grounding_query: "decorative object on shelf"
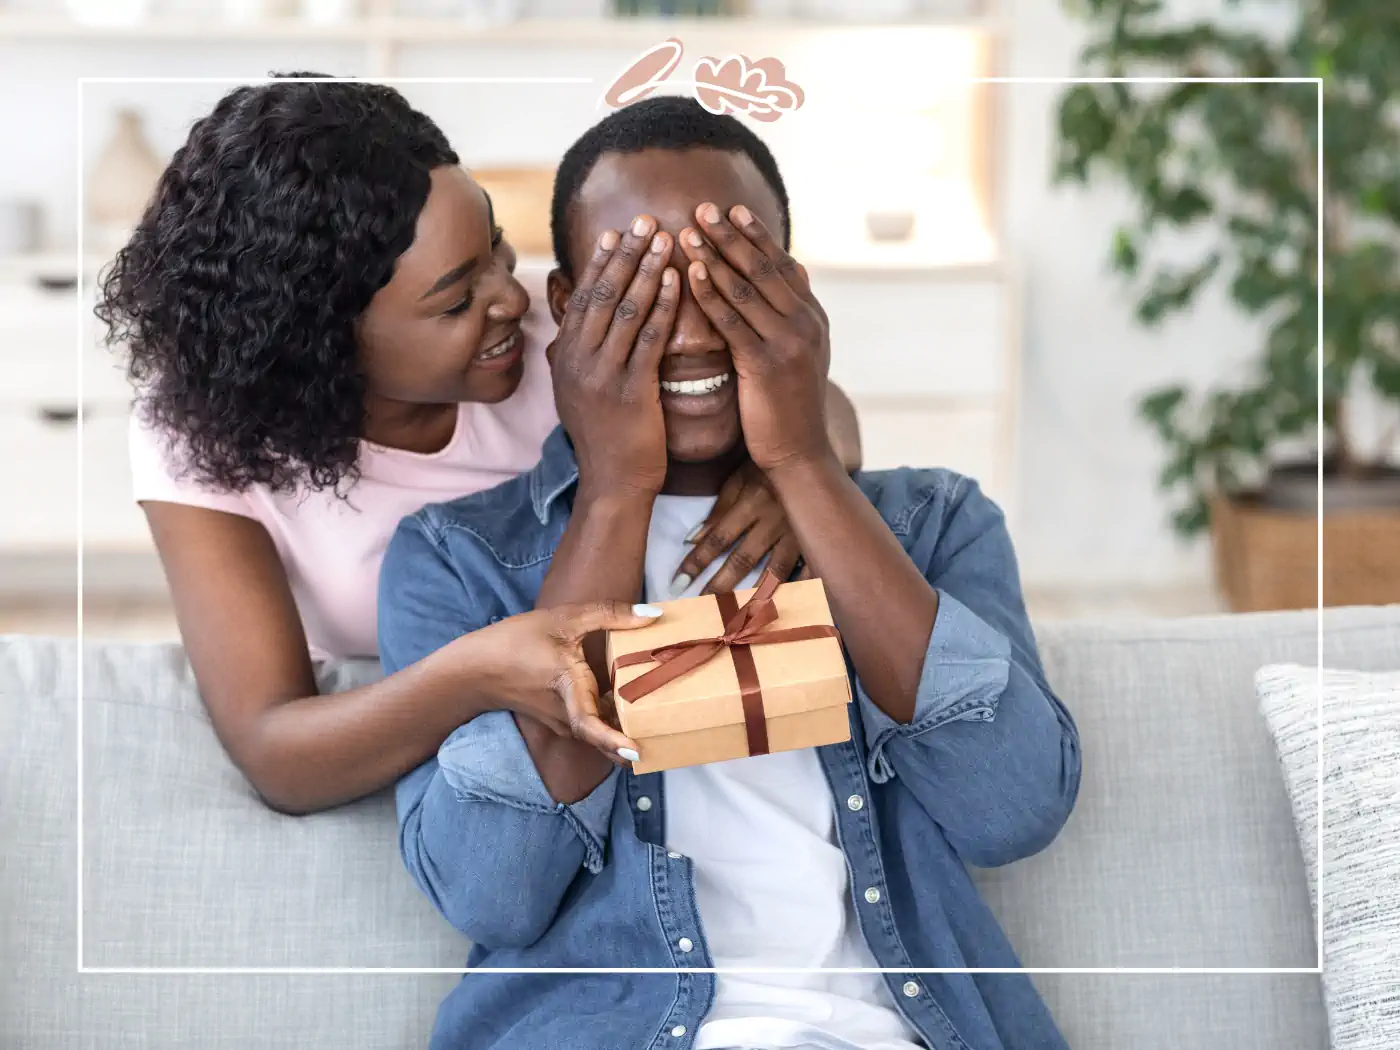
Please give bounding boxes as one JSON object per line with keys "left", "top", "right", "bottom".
{"left": 610, "top": 0, "right": 735, "bottom": 16}
{"left": 864, "top": 211, "right": 916, "bottom": 244}
{"left": 469, "top": 166, "right": 555, "bottom": 259}
{"left": 527, "top": 0, "right": 611, "bottom": 16}
{"left": 741, "top": 0, "right": 793, "bottom": 15}
{"left": 87, "top": 109, "right": 164, "bottom": 255}
{"left": 1056, "top": 0, "right": 1400, "bottom": 610}
{"left": 0, "top": 200, "right": 42, "bottom": 257}
{"left": 460, "top": 0, "right": 520, "bottom": 21}
{"left": 794, "top": 0, "right": 916, "bottom": 18}
{"left": 300, "top": 0, "right": 359, "bottom": 22}
{"left": 400, "top": 0, "right": 459, "bottom": 15}
{"left": 221, "top": 0, "right": 294, "bottom": 21}
{"left": 64, "top": 0, "right": 154, "bottom": 25}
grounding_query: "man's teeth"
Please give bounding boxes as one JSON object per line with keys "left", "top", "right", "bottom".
{"left": 660, "top": 373, "right": 732, "bottom": 396}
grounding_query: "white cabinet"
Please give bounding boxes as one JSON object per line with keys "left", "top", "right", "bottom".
{"left": 809, "top": 263, "right": 1020, "bottom": 521}
{"left": 0, "top": 273, "right": 147, "bottom": 566}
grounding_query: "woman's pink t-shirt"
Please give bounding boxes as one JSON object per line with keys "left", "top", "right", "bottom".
{"left": 128, "top": 278, "right": 560, "bottom": 660}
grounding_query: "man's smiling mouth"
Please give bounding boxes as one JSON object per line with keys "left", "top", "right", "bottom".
{"left": 659, "top": 373, "right": 732, "bottom": 396}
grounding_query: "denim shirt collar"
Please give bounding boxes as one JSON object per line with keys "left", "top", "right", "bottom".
{"left": 527, "top": 426, "right": 580, "bottom": 524}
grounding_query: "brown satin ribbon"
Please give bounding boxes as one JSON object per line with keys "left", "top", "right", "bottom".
{"left": 611, "top": 570, "right": 839, "bottom": 757}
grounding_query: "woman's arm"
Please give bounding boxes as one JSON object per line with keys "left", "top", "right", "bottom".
{"left": 142, "top": 501, "right": 649, "bottom": 815}
{"left": 144, "top": 501, "right": 479, "bottom": 814}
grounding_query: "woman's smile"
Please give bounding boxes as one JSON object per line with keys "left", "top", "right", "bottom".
{"left": 471, "top": 325, "right": 524, "bottom": 372}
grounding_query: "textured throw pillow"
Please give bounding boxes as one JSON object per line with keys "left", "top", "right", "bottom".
{"left": 1256, "top": 664, "right": 1400, "bottom": 1049}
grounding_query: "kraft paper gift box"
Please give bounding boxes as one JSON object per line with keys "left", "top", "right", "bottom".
{"left": 606, "top": 572, "right": 853, "bottom": 774}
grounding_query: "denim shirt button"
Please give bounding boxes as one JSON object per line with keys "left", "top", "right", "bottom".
{"left": 636, "top": 796, "right": 653, "bottom": 812}
{"left": 670, "top": 1025, "right": 687, "bottom": 1037}
{"left": 902, "top": 980, "right": 921, "bottom": 998}
{"left": 667, "top": 851, "right": 683, "bottom": 860}
{"left": 864, "top": 887, "right": 882, "bottom": 904}
{"left": 677, "top": 937, "right": 693, "bottom": 953}
{"left": 846, "top": 794, "right": 864, "bottom": 811}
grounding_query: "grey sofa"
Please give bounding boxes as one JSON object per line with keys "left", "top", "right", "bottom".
{"left": 5, "top": 606, "right": 1399, "bottom": 1049}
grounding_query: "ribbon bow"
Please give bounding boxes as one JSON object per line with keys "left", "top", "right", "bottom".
{"left": 611, "top": 570, "right": 839, "bottom": 757}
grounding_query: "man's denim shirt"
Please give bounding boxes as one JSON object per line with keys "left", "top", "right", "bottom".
{"left": 379, "top": 427, "right": 1082, "bottom": 1050}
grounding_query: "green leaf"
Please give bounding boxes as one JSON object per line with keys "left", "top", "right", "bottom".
{"left": 1159, "top": 448, "right": 1198, "bottom": 487}
{"left": 1054, "top": 84, "right": 1119, "bottom": 183}
{"left": 1154, "top": 184, "right": 1213, "bottom": 226}
{"left": 1171, "top": 497, "right": 1211, "bottom": 538}
{"left": 1139, "top": 386, "right": 1189, "bottom": 443}
{"left": 1137, "top": 253, "right": 1222, "bottom": 325}
{"left": 1112, "top": 227, "right": 1141, "bottom": 275}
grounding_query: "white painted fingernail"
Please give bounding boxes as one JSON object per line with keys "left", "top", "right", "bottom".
{"left": 684, "top": 524, "right": 706, "bottom": 543}
{"left": 617, "top": 748, "right": 640, "bottom": 763}
{"left": 669, "top": 574, "right": 693, "bottom": 598}
{"left": 632, "top": 603, "right": 664, "bottom": 618}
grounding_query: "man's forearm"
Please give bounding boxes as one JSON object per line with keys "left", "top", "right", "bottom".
{"left": 766, "top": 453, "right": 937, "bottom": 724}
{"left": 522, "top": 484, "right": 654, "bottom": 803}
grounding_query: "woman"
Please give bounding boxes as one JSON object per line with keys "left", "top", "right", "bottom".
{"left": 98, "top": 78, "right": 859, "bottom": 816}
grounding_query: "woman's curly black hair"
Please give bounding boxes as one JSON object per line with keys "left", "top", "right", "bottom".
{"left": 97, "top": 75, "right": 458, "bottom": 493}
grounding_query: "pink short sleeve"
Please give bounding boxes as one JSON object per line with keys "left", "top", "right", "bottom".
{"left": 128, "top": 410, "right": 256, "bottom": 519}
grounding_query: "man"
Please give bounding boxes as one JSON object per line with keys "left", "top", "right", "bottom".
{"left": 380, "top": 95, "right": 1081, "bottom": 1050}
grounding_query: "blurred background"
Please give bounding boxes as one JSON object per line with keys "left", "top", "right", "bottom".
{"left": 0, "top": 0, "right": 1393, "bottom": 639}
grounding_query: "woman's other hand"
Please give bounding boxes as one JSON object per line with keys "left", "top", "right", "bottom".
{"left": 670, "top": 460, "right": 803, "bottom": 597}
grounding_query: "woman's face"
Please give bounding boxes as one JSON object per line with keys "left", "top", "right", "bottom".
{"left": 358, "top": 165, "right": 529, "bottom": 406}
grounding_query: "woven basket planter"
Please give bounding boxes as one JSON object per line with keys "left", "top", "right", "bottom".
{"left": 1211, "top": 493, "right": 1400, "bottom": 611}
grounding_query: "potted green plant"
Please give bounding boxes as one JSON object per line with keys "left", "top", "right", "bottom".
{"left": 1053, "top": 1, "right": 1400, "bottom": 610}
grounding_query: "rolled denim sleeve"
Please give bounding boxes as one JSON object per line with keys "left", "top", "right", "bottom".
{"left": 856, "top": 475, "right": 1081, "bottom": 869}
{"left": 379, "top": 514, "right": 614, "bottom": 949}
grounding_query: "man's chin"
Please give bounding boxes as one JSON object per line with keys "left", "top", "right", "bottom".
{"left": 663, "top": 424, "right": 744, "bottom": 467}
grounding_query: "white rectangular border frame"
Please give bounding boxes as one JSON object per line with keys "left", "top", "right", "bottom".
{"left": 77, "top": 74, "right": 1326, "bottom": 977}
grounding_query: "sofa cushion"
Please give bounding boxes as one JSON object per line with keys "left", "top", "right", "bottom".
{"left": 1257, "top": 664, "right": 1400, "bottom": 1050}
{"left": 1, "top": 636, "right": 457, "bottom": 1050}
{"left": 79, "top": 642, "right": 465, "bottom": 968}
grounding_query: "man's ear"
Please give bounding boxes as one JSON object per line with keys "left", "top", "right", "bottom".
{"left": 546, "top": 269, "right": 572, "bottom": 328}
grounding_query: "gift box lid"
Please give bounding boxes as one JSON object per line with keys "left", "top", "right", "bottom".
{"left": 607, "top": 577, "right": 852, "bottom": 739}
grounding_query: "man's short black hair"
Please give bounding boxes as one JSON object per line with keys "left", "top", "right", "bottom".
{"left": 550, "top": 94, "right": 791, "bottom": 279}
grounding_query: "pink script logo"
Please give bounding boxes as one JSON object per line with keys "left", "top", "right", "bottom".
{"left": 603, "top": 38, "right": 805, "bottom": 123}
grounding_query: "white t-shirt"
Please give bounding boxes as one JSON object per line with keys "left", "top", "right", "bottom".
{"left": 643, "top": 496, "right": 925, "bottom": 1050}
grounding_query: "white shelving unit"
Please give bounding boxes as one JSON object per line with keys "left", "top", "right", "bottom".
{"left": 0, "top": 2, "right": 1017, "bottom": 595}
{"left": 0, "top": 6, "right": 1002, "bottom": 73}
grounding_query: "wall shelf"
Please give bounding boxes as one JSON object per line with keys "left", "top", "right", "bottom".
{"left": 0, "top": 13, "right": 999, "bottom": 46}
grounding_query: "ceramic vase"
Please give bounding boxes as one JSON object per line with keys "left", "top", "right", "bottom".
{"left": 88, "top": 109, "right": 164, "bottom": 251}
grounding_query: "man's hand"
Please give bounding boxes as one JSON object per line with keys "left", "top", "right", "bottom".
{"left": 678, "top": 202, "right": 834, "bottom": 475}
{"left": 549, "top": 217, "right": 679, "bottom": 499}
